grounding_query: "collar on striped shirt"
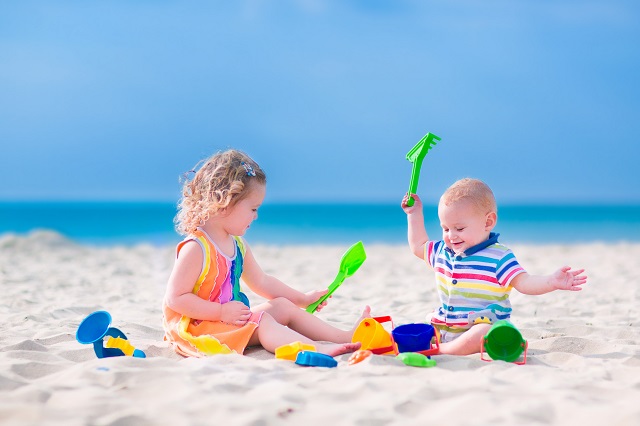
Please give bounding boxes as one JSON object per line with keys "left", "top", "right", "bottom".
{"left": 445, "top": 232, "right": 500, "bottom": 258}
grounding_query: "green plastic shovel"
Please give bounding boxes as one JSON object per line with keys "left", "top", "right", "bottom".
{"left": 406, "top": 132, "right": 442, "bottom": 207}
{"left": 306, "top": 241, "right": 367, "bottom": 313}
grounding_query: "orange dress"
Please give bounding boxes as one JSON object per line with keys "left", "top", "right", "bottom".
{"left": 162, "top": 228, "right": 262, "bottom": 357}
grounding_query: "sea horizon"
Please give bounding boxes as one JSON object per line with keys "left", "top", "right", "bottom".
{"left": 1, "top": 200, "right": 639, "bottom": 246}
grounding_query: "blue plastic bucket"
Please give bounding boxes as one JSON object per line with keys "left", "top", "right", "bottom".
{"left": 392, "top": 323, "right": 435, "bottom": 353}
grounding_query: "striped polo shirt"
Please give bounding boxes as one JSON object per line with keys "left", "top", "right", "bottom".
{"left": 424, "top": 232, "right": 525, "bottom": 333}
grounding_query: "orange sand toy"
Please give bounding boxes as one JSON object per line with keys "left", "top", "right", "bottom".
{"left": 275, "top": 341, "right": 317, "bottom": 361}
{"left": 351, "top": 316, "right": 396, "bottom": 355}
{"left": 348, "top": 350, "right": 373, "bottom": 365}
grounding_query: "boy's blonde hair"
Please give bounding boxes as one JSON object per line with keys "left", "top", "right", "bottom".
{"left": 440, "top": 178, "right": 497, "bottom": 215}
{"left": 175, "top": 149, "right": 266, "bottom": 236}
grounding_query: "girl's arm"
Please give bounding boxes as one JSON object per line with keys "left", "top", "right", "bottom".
{"left": 402, "top": 193, "right": 429, "bottom": 260}
{"left": 164, "top": 241, "right": 251, "bottom": 324}
{"left": 241, "top": 243, "right": 323, "bottom": 308}
{"left": 511, "top": 266, "right": 587, "bottom": 295}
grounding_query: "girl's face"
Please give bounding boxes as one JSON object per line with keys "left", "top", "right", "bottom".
{"left": 222, "top": 182, "right": 266, "bottom": 236}
{"left": 438, "top": 199, "right": 496, "bottom": 255}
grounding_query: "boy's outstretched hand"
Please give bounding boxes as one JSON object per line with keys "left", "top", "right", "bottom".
{"left": 550, "top": 266, "right": 588, "bottom": 291}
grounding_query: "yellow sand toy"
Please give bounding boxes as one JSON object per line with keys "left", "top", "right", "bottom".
{"left": 104, "top": 336, "right": 138, "bottom": 356}
{"left": 275, "top": 341, "right": 316, "bottom": 361}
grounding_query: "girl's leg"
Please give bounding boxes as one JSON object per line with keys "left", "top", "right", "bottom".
{"left": 438, "top": 324, "right": 491, "bottom": 355}
{"left": 252, "top": 297, "right": 370, "bottom": 343}
{"left": 247, "top": 312, "right": 361, "bottom": 356}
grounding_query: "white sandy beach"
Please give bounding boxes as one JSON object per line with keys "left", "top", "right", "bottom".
{"left": 0, "top": 230, "right": 639, "bottom": 425}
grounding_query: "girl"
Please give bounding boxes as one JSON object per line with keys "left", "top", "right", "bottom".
{"left": 163, "top": 149, "right": 367, "bottom": 358}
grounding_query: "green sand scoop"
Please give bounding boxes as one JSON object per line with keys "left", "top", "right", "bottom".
{"left": 406, "top": 132, "right": 442, "bottom": 207}
{"left": 306, "top": 241, "right": 367, "bottom": 314}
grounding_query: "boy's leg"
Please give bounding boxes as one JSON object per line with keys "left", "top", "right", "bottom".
{"left": 252, "top": 297, "right": 370, "bottom": 343}
{"left": 438, "top": 324, "right": 492, "bottom": 355}
{"left": 247, "top": 312, "right": 360, "bottom": 356}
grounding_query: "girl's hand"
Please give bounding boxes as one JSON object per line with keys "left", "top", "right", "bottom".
{"left": 304, "top": 289, "right": 329, "bottom": 312}
{"left": 549, "top": 266, "right": 587, "bottom": 291}
{"left": 401, "top": 192, "right": 422, "bottom": 214}
{"left": 220, "top": 301, "right": 252, "bottom": 326}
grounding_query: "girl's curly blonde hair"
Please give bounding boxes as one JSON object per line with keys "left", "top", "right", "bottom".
{"left": 175, "top": 149, "right": 266, "bottom": 236}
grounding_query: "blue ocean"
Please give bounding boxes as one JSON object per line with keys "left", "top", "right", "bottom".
{"left": 1, "top": 202, "right": 639, "bottom": 246}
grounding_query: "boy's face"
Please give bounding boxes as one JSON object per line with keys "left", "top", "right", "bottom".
{"left": 438, "top": 199, "right": 496, "bottom": 255}
{"left": 222, "top": 182, "right": 265, "bottom": 236}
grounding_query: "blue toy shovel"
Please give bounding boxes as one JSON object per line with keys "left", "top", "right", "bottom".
{"left": 306, "top": 241, "right": 367, "bottom": 313}
{"left": 76, "top": 311, "right": 146, "bottom": 358}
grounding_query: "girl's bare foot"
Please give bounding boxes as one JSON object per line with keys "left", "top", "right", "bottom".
{"left": 317, "top": 342, "right": 362, "bottom": 357}
{"left": 353, "top": 305, "right": 372, "bottom": 331}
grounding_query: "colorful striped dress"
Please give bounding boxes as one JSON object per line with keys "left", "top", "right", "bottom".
{"left": 424, "top": 233, "right": 525, "bottom": 337}
{"left": 162, "top": 228, "right": 262, "bottom": 357}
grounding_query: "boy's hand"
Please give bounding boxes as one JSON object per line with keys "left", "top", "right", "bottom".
{"left": 304, "top": 289, "right": 329, "bottom": 312}
{"left": 220, "top": 301, "right": 252, "bottom": 325}
{"left": 549, "top": 266, "right": 587, "bottom": 291}
{"left": 401, "top": 192, "right": 422, "bottom": 213}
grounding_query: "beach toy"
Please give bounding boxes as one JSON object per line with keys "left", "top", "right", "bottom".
{"left": 347, "top": 350, "right": 373, "bottom": 365}
{"left": 392, "top": 323, "right": 440, "bottom": 356}
{"left": 480, "top": 320, "right": 528, "bottom": 365}
{"left": 76, "top": 311, "right": 146, "bottom": 358}
{"left": 351, "top": 316, "right": 395, "bottom": 355}
{"left": 275, "top": 341, "right": 316, "bottom": 361}
{"left": 396, "top": 352, "right": 437, "bottom": 368}
{"left": 406, "top": 132, "right": 442, "bottom": 207}
{"left": 104, "top": 336, "right": 138, "bottom": 356}
{"left": 306, "top": 241, "right": 367, "bottom": 313}
{"left": 295, "top": 351, "right": 338, "bottom": 368}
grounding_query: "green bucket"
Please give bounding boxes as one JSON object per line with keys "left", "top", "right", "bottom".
{"left": 483, "top": 320, "right": 526, "bottom": 363}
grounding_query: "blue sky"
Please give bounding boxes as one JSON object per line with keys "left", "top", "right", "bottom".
{"left": 1, "top": 0, "right": 639, "bottom": 204}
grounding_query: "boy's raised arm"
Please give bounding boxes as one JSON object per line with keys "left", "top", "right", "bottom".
{"left": 402, "top": 193, "right": 429, "bottom": 260}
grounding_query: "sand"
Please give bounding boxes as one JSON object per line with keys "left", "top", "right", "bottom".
{"left": 0, "top": 230, "right": 639, "bottom": 425}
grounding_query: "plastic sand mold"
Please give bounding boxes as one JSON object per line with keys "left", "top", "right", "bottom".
{"left": 295, "top": 351, "right": 337, "bottom": 368}
{"left": 348, "top": 350, "right": 373, "bottom": 365}
{"left": 275, "top": 341, "right": 316, "bottom": 361}
{"left": 396, "top": 352, "right": 437, "bottom": 368}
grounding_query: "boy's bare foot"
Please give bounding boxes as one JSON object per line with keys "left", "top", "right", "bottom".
{"left": 318, "top": 342, "right": 362, "bottom": 357}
